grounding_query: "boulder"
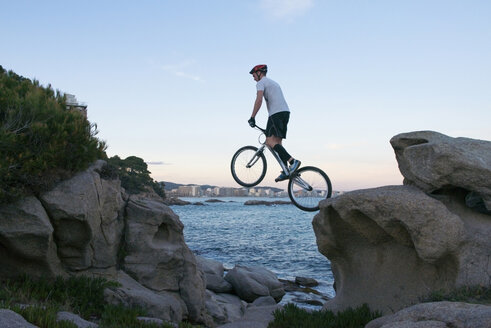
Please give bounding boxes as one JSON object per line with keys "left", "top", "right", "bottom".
{"left": 205, "top": 290, "right": 246, "bottom": 325}
{"left": 224, "top": 265, "right": 285, "bottom": 303}
{"left": 0, "top": 196, "right": 63, "bottom": 279}
{"left": 123, "top": 196, "right": 209, "bottom": 324}
{"left": 252, "top": 296, "right": 277, "bottom": 307}
{"left": 295, "top": 276, "right": 319, "bottom": 287}
{"left": 104, "top": 270, "right": 183, "bottom": 323}
{"left": 39, "top": 160, "right": 125, "bottom": 273}
{"left": 197, "top": 256, "right": 233, "bottom": 293}
{"left": 313, "top": 185, "right": 468, "bottom": 313}
{"left": 206, "top": 273, "right": 234, "bottom": 293}
{"left": 197, "top": 256, "right": 225, "bottom": 277}
{"left": 366, "top": 301, "right": 491, "bottom": 328}
{"left": 0, "top": 309, "right": 38, "bottom": 328}
{"left": 390, "top": 131, "right": 491, "bottom": 211}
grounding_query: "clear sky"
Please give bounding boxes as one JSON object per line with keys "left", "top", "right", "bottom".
{"left": 2, "top": 0, "right": 490, "bottom": 191}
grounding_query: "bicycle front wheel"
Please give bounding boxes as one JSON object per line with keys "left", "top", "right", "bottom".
{"left": 231, "top": 146, "right": 267, "bottom": 187}
{"left": 288, "top": 166, "right": 332, "bottom": 212}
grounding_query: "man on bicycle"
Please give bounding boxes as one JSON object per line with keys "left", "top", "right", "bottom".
{"left": 248, "top": 64, "right": 301, "bottom": 182}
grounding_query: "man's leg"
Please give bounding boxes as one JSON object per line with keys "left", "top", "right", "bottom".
{"left": 266, "top": 137, "right": 291, "bottom": 165}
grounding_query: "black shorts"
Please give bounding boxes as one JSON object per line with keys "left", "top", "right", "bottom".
{"left": 266, "top": 111, "right": 290, "bottom": 139}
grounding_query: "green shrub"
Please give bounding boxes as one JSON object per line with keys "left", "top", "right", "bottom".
{"left": 0, "top": 65, "right": 106, "bottom": 203}
{"left": 268, "top": 303, "right": 381, "bottom": 328}
{"left": 106, "top": 155, "right": 165, "bottom": 198}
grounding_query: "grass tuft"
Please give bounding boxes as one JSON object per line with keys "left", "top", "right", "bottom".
{"left": 267, "top": 303, "right": 381, "bottom": 328}
{"left": 422, "top": 285, "right": 491, "bottom": 304}
{"left": 0, "top": 275, "right": 199, "bottom": 328}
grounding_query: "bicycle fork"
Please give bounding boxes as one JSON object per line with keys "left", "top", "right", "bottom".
{"left": 246, "top": 145, "right": 266, "bottom": 168}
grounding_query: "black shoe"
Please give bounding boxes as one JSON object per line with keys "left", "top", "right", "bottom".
{"left": 289, "top": 160, "right": 301, "bottom": 174}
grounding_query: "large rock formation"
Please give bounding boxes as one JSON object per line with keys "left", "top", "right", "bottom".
{"left": 313, "top": 131, "right": 491, "bottom": 314}
{"left": 0, "top": 160, "right": 210, "bottom": 325}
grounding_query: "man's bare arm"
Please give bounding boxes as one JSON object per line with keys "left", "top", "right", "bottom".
{"left": 251, "top": 90, "right": 263, "bottom": 118}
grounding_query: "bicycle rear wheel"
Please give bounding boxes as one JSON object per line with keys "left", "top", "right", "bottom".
{"left": 231, "top": 146, "right": 267, "bottom": 187}
{"left": 288, "top": 166, "right": 332, "bottom": 212}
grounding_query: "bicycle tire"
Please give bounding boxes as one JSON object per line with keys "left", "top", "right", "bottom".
{"left": 288, "top": 166, "right": 332, "bottom": 212}
{"left": 231, "top": 146, "right": 267, "bottom": 188}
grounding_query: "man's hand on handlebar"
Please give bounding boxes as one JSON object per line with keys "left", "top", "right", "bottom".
{"left": 248, "top": 117, "right": 256, "bottom": 127}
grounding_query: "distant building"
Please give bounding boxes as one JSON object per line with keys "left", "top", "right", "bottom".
{"left": 177, "top": 185, "right": 201, "bottom": 197}
{"left": 65, "top": 93, "right": 87, "bottom": 118}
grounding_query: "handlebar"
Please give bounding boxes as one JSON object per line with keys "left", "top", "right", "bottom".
{"left": 251, "top": 125, "right": 266, "bottom": 133}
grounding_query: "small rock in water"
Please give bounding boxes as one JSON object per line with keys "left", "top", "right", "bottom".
{"left": 163, "top": 197, "right": 191, "bottom": 206}
{"left": 205, "top": 199, "right": 225, "bottom": 203}
{"left": 244, "top": 200, "right": 291, "bottom": 206}
{"left": 295, "top": 276, "right": 319, "bottom": 287}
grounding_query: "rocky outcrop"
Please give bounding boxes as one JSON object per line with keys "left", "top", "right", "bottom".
{"left": 123, "top": 196, "right": 208, "bottom": 324}
{"left": 366, "top": 301, "right": 491, "bottom": 328}
{"left": 391, "top": 131, "right": 491, "bottom": 211}
{"left": 0, "top": 160, "right": 211, "bottom": 326}
{"left": 313, "top": 131, "right": 491, "bottom": 314}
{"left": 39, "top": 160, "right": 125, "bottom": 274}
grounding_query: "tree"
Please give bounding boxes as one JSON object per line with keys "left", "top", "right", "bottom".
{"left": 106, "top": 156, "right": 165, "bottom": 198}
{"left": 0, "top": 66, "right": 106, "bottom": 203}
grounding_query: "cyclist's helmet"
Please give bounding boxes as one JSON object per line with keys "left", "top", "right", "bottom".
{"left": 249, "top": 64, "right": 268, "bottom": 74}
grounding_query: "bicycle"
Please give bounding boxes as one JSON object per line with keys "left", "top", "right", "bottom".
{"left": 230, "top": 125, "right": 332, "bottom": 212}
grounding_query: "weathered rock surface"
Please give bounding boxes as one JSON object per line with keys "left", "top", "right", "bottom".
{"left": 313, "top": 131, "right": 491, "bottom": 315}
{"left": 197, "top": 256, "right": 233, "bottom": 293}
{"left": 217, "top": 304, "right": 281, "bottom": 328}
{"left": 56, "top": 311, "right": 98, "bottom": 327}
{"left": 224, "top": 265, "right": 285, "bottom": 303}
{"left": 0, "top": 160, "right": 214, "bottom": 326}
{"left": 39, "top": 160, "right": 125, "bottom": 273}
{"left": 0, "top": 196, "right": 63, "bottom": 279}
{"left": 205, "top": 290, "right": 246, "bottom": 325}
{"left": 391, "top": 131, "right": 491, "bottom": 211}
{"left": 104, "top": 270, "right": 183, "bottom": 323}
{"left": 123, "top": 196, "right": 208, "bottom": 324}
{"left": 366, "top": 301, "right": 491, "bottom": 328}
{"left": 0, "top": 309, "right": 38, "bottom": 328}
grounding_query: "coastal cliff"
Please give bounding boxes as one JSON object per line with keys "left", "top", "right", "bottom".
{"left": 313, "top": 131, "right": 491, "bottom": 324}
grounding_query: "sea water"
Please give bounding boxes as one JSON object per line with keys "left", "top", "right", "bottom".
{"left": 170, "top": 197, "right": 335, "bottom": 308}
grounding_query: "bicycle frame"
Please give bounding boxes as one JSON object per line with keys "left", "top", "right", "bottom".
{"left": 252, "top": 126, "right": 313, "bottom": 191}
{"left": 252, "top": 126, "right": 289, "bottom": 174}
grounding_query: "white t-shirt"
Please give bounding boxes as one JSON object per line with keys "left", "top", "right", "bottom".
{"left": 256, "top": 76, "right": 290, "bottom": 116}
